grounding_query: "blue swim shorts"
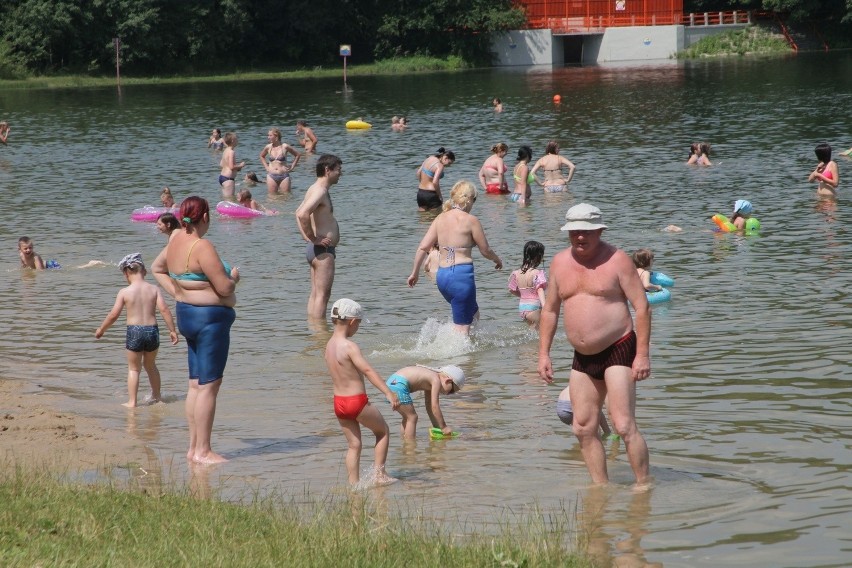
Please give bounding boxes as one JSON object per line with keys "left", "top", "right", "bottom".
{"left": 436, "top": 263, "right": 478, "bottom": 325}
{"left": 386, "top": 374, "right": 414, "bottom": 405}
{"left": 126, "top": 325, "right": 160, "bottom": 352}
{"left": 305, "top": 242, "right": 336, "bottom": 265}
{"left": 176, "top": 302, "right": 236, "bottom": 385}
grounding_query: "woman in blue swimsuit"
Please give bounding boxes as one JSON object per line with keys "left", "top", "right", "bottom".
{"left": 407, "top": 180, "right": 503, "bottom": 335}
{"left": 153, "top": 196, "right": 239, "bottom": 465}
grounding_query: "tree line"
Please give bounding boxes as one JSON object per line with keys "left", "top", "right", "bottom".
{"left": 0, "top": 0, "right": 525, "bottom": 78}
{"left": 1, "top": 0, "right": 848, "bottom": 78}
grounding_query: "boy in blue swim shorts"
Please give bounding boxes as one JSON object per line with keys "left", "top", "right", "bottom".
{"left": 386, "top": 364, "right": 466, "bottom": 440}
{"left": 95, "top": 253, "right": 179, "bottom": 407}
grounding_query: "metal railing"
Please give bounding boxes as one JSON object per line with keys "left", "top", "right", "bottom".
{"left": 526, "top": 11, "right": 751, "bottom": 32}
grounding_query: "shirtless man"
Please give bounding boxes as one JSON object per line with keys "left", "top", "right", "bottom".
{"left": 296, "top": 154, "right": 342, "bottom": 320}
{"left": 538, "top": 203, "right": 651, "bottom": 486}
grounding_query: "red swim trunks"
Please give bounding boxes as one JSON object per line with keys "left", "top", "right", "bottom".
{"left": 334, "top": 393, "right": 369, "bottom": 420}
{"left": 571, "top": 331, "right": 636, "bottom": 380}
{"left": 485, "top": 182, "right": 509, "bottom": 194}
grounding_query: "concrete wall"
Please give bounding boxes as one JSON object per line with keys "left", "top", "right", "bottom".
{"left": 492, "top": 24, "right": 748, "bottom": 66}
{"left": 491, "top": 29, "right": 563, "bottom": 66}
{"left": 585, "top": 25, "right": 681, "bottom": 63}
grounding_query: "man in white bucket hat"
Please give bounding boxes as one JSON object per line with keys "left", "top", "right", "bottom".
{"left": 538, "top": 203, "right": 652, "bottom": 486}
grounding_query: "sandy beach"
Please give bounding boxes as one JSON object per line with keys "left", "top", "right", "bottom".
{"left": 0, "top": 378, "right": 155, "bottom": 475}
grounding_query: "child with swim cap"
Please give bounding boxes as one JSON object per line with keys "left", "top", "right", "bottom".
{"left": 95, "top": 253, "right": 179, "bottom": 407}
{"left": 731, "top": 199, "right": 754, "bottom": 231}
{"left": 556, "top": 386, "right": 613, "bottom": 438}
{"left": 386, "top": 364, "right": 465, "bottom": 440}
{"left": 325, "top": 298, "right": 399, "bottom": 487}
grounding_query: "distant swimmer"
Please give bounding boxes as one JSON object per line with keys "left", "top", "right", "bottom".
{"left": 530, "top": 140, "right": 576, "bottom": 193}
{"left": 478, "top": 142, "right": 509, "bottom": 194}
{"left": 808, "top": 143, "right": 839, "bottom": 198}
{"left": 415, "top": 147, "right": 455, "bottom": 211}
{"left": 296, "top": 120, "right": 317, "bottom": 154}
{"left": 207, "top": 128, "right": 224, "bottom": 150}
{"left": 492, "top": 98, "right": 503, "bottom": 113}
{"left": 0, "top": 121, "right": 10, "bottom": 145}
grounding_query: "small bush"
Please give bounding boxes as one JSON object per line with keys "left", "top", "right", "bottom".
{"left": 677, "top": 25, "right": 791, "bottom": 58}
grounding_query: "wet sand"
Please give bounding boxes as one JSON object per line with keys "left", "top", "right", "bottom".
{"left": 0, "top": 378, "right": 155, "bottom": 475}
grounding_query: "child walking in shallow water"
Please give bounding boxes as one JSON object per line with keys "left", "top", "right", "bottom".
{"left": 95, "top": 253, "right": 178, "bottom": 407}
{"left": 325, "top": 299, "right": 400, "bottom": 487}
{"left": 507, "top": 240, "right": 548, "bottom": 327}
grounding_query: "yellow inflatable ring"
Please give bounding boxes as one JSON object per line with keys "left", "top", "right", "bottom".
{"left": 345, "top": 120, "right": 372, "bottom": 130}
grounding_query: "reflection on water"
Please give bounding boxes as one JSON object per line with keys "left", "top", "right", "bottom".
{"left": 2, "top": 51, "right": 852, "bottom": 567}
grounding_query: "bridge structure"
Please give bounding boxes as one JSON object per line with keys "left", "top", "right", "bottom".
{"left": 493, "top": 0, "right": 753, "bottom": 65}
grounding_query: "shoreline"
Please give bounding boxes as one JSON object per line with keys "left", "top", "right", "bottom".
{"left": 0, "top": 56, "right": 471, "bottom": 91}
{"left": 0, "top": 377, "right": 157, "bottom": 476}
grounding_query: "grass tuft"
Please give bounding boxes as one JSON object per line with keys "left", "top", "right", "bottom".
{"left": 0, "top": 467, "right": 593, "bottom": 567}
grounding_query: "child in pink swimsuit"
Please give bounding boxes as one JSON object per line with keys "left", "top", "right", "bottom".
{"left": 508, "top": 240, "right": 547, "bottom": 328}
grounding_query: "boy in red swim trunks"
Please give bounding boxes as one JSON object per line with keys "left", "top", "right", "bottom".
{"left": 325, "top": 298, "right": 400, "bottom": 487}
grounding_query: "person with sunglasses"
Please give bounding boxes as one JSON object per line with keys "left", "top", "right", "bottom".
{"left": 386, "top": 364, "right": 466, "bottom": 440}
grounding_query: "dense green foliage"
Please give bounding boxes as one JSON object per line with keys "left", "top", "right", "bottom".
{"left": 0, "top": 0, "right": 525, "bottom": 76}
{"left": 0, "top": 469, "right": 593, "bottom": 567}
{"left": 677, "top": 25, "right": 790, "bottom": 57}
{"left": 684, "top": 0, "right": 852, "bottom": 23}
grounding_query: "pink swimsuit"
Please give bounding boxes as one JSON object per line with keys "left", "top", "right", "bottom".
{"left": 508, "top": 269, "right": 547, "bottom": 319}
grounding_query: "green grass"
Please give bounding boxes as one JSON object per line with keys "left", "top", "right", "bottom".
{"left": 0, "top": 55, "right": 472, "bottom": 91}
{"left": 0, "top": 468, "right": 594, "bottom": 567}
{"left": 677, "top": 25, "right": 791, "bottom": 58}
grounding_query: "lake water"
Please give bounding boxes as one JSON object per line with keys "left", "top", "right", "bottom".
{"left": 1, "top": 51, "right": 850, "bottom": 567}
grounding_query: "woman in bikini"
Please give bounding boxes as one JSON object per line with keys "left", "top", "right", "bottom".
{"left": 152, "top": 196, "right": 239, "bottom": 465}
{"left": 509, "top": 145, "right": 534, "bottom": 205}
{"left": 478, "top": 142, "right": 509, "bottom": 194}
{"left": 208, "top": 128, "right": 224, "bottom": 150}
{"left": 219, "top": 132, "right": 246, "bottom": 198}
{"left": 530, "top": 140, "right": 576, "bottom": 193}
{"left": 407, "top": 180, "right": 503, "bottom": 335}
{"left": 416, "top": 147, "right": 455, "bottom": 211}
{"left": 260, "top": 128, "right": 301, "bottom": 194}
{"left": 808, "top": 143, "right": 839, "bottom": 198}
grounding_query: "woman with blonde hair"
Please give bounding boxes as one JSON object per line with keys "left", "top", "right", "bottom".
{"left": 407, "top": 181, "right": 503, "bottom": 335}
{"left": 478, "top": 142, "right": 509, "bottom": 194}
{"left": 260, "top": 128, "right": 301, "bottom": 194}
